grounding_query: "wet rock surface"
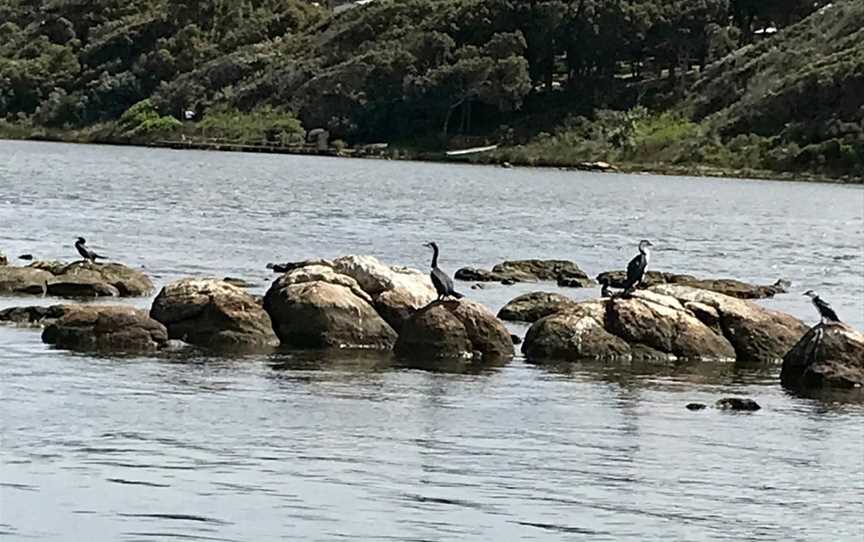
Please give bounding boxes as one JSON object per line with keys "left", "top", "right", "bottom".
{"left": 781, "top": 324, "right": 864, "bottom": 390}
{"left": 0, "top": 304, "right": 72, "bottom": 326}
{"left": 42, "top": 305, "right": 168, "bottom": 353}
{"left": 716, "top": 398, "right": 761, "bottom": 411}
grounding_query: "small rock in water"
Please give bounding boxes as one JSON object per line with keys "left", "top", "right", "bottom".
{"left": 501, "top": 279, "right": 517, "bottom": 286}
{"left": 501, "top": 162, "right": 513, "bottom": 169}
{"left": 556, "top": 276, "right": 593, "bottom": 288}
{"left": 686, "top": 403, "right": 708, "bottom": 411}
{"left": 715, "top": 397, "right": 761, "bottom": 411}
{"left": 471, "top": 283, "right": 487, "bottom": 290}
{"left": 510, "top": 334, "right": 522, "bottom": 345}
{"left": 18, "top": 254, "right": 33, "bottom": 261}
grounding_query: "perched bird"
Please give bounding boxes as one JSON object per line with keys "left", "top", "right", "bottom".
{"left": 423, "top": 242, "right": 463, "bottom": 301}
{"left": 622, "top": 239, "right": 653, "bottom": 293}
{"left": 803, "top": 290, "right": 840, "bottom": 324}
{"left": 75, "top": 237, "right": 106, "bottom": 264}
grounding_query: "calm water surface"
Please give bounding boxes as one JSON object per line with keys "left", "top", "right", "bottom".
{"left": 1, "top": 140, "right": 863, "bottom": 541}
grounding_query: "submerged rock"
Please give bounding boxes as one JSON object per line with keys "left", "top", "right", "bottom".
{"left": 456, "top": 259, "right": 595, "bottom": 286}
{"left": 42, "top": 306, "right": 168, "bottom": 353}
{"left": 522, "top": 285, "right": 805, "bottom": 363}
{"left": 151, "top": 278, "right": 278, "bottom": 350}
{"left": 0, "top": 261, "right": 153, "bottom": 298}
{"left": 716, "top": 397, "right": 761, "bottom": 411}
{"left": 781, "top": 324, "right": 864, "bottom": 389}
{"left": 395, "top": 299, "right": 513, "bottom": 361}
{"left": 686, "top": 403, "right": 708, "bottom": 411}
{"left": 497, "top": 292, "right": 580, "bottom": 323}
{"left": 596, "top": 270, "right": 789, "bottom": 299}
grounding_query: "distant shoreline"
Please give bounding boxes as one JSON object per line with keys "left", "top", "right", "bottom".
{"left": 1, "top": 131, "right": 859, "bottom": 185}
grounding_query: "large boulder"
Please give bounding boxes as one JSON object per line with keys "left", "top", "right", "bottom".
{"left": 522, "top": 286, "right": 804, "bottom": 363}
{"left": 150, "top": 278, "right": 278, "bottom": 350}
{"left": 498, "top": 292, "right": 580, "bottom": 322}
{"left": 331, "top": 255, "right": 436, "bottom": 332}
{"left": 781, "top": 324, "right": 864, "bottom": 389}
{"left": 0, "top": 261, "right": 152, "bottom": 298}
{"left": 395, "top": 299, "right": 513, "bottom": 361}
{"left": 42, "top": 306, "right": 168, "bottom": 353}
{"left": 0, "top": 266, "right": 52, "bottom": 294}
{"left": 651, "top": 285, "right": 807, "bottom": 362}
{"left": 456, "top": 259, "right": 595, "bottom": 286}
{"left": 264, "top": 270, "right": 397, "bottom": 349}
{"left": 597, "top": 270, "right": 788, "bottom": 299}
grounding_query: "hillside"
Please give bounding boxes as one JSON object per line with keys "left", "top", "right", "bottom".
{"left": 0, "top": 0, "right": 861, "bottom": 180}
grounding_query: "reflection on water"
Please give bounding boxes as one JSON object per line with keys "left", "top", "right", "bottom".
{"left": 1, "top": 141, "right": 863, "bottom": 541}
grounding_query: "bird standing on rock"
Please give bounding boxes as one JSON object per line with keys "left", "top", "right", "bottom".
{"left": 75, "top": 237, "right": 106, "bottom": 264}
{"left": 803, "top": 290, "right": 841, "bottom": 324}
{"left": 622, "top": 239, "right": 653, "bottom": 294}
{"left": 424, "top": 242, "right": 464, "bottom": 301}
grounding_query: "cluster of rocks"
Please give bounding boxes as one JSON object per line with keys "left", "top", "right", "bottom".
{"left": 0, "top": 260, "right": 153, "bottom": 298}
{"left": 455, "top": 259, "right": 595, "bottom": 287}
{"left": 597, "top": 270, "right": 790, "bottom": 299}
{"left": 1, "top": 255, "right": 513, "bottom": 363}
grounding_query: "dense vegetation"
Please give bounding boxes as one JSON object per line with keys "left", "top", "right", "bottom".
{"left": 1, "top": 0, "right": 862, "bottom": 179}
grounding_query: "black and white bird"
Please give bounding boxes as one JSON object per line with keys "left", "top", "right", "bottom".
{"left": 75, "top": 237, "right": 106, "bottom": 264}
{"left": 622, "top": 239, "right": 653, "bottom": 293}
{"left": 600, "top": 277, "right": 614, "bottom": 298}
{"left": 803, "top": 290, "right": 841, "bottom": 324}
{"left": 423, "top": 242, "right": 463, "bottom": 301}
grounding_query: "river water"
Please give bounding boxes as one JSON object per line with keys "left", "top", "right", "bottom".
{"left": 1, "top": 140, "right": 862, "bottom": 541}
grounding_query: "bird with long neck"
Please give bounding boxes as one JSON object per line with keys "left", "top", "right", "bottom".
{"left": 423, "top": 242, "right": 463, "bottom": 301}
{"left": 75, "top": 237, "right": 106, "bottom": 264}
{"left": 803, "top": 290, "right": 841, "bottom": 324}
{"left": 622, "top": 239, "right": 653, "bottom": 294}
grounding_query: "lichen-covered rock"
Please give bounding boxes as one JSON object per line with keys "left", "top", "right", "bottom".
{"left": 51, "top": 262, "right": 153, "bottom": 296}
{"left": 522, "top": 286, "right": 803, "bottom": 363}
{"left": 781, "top": 324, "right": 864, "bottom": 389}
{"left": 264, "top": 276, "right": 396, "bottom": 349}
{"left": 42, "top": 306, "right": 168, "bottom": 353}
{"left": 150, "top": 278, "right": 278, "bottom": 350}
{"left": 498, "top": 292, "right": 580, "bottom": 322}
{"left": 395, "top": 299, "right": 513, "bottom": 361}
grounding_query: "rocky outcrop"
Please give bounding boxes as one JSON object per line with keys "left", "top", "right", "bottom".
{"left": 151, "top": 278, "right": 278, "bottom": 350}
{"left": 0, "top": 304, "right": 72, "bottom": 326}
{"left": 523, "top": 285, "right": 806, "bottom": 363}
{"left": 395, "top": 299, "right": 513, "bottom": 361}
{"left": 456, "top": 259, "right": 595, "bottom": 286}
{"left": 596, "top": 270, "right": 789, "bottom": 299}
{"left": 42, "top": 306, "right": 168, "bottom": 353}
{"left": 781, "top": 324, "right": 864, "bottom": 389}
{"left": 264, "top": 266, "right": 397, "bottom": 349}
{"left": 0, "top": 267, "right": 52, "bottom": 294}
{"left": 497, "top": 292, "right": 580, "bottom": 322}
{"left": 0, "top": 261, "right": 153, "bottom": 298}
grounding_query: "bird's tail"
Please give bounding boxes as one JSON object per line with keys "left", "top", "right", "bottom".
{"left": 93, "top": 253, "right": 107, "bottom": 260}
{"left": 452, "top": 291, "right": 464, "bottom": 299}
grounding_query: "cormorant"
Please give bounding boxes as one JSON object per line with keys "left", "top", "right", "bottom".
{"left": 423, "top": 242, "right": 463, "bottom": 301}
{"left": 75, "top": 237, "right": 105, "bottom": 264}
{"left": 622, "top": 239, "right": 653, "bottom": 293}
{"left": 803, "top": 290, "right": 840, "bottom": 324}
